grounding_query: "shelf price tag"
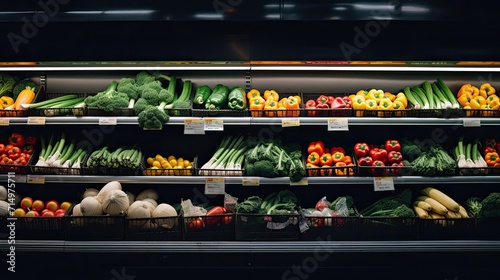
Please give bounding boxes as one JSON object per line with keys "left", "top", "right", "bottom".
{"left": 205, "top": 178, "right": 225, "bottom": 194}
{"left": 204, "top": 118, "right": 224, "bottom": 131}
{"left": 0, "top": 118, "right": 9, "bottom": 126}
{"left": 13, "top": 174, "right": 26, "bottom": 183}
{"left": 463, "top": 119, "right": 480, "bottom": 127}
{"left": 282, "top": 118, "right": 300, "bottom": 127}
{"left": 373, "top": 177, "right": 394, "bottom": 191}
{"left": 27, "top": 175, "right": 45, "bottom": 184}
{"left": 184, "top": 118, "right": 205, "bottom": 134}
{"left": 290, "top": 178, "right": 308, "bottom": 186}
{"left": 327, "top": 118, "right": 349, "bottom": 131}
{"left": 99, "top": 117, "right": 117, "bottom": 125}
{"left": 242, "top": 177, "right": 260, "bottom": 186}
{"left": 27, "top": 116, "right": 46, "bottom": 125}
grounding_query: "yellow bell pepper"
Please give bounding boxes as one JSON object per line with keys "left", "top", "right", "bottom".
{"left": 0, "top": 96, "right": 14, "bottom": 107}
{"left": 457, "top": 93, "right": 471, "bottom": 107}
{"left": 365, "top": 99, "right": 378, "bottom": 110}
{"left": 247, "top": 89, "right": 261, "bottom": 100}
{"left": 263, "top": 89, "right": 279, "bottom": 101}
{"left": 469, "top": 95, "right": 486, "bottom": 109}
{"left": 458, "top": 84, "right": 479, "bottom": 98}
{"left": 480, "top": 83, "right": 496, "bottom": 97}
{"left": 367, "top": 89, "right": 385, "bottom": 103}
{"left": 352, "top": 95, "right": 366, "bottom": 110}
{"left": 356, "top": 89, "right": 369, "bottom": 97}
{"left": 384, "top": 91, "right": 396, "bottom": 101}
{"left": 395, "top": 92, "right": 408, "bottom": 107}
{"left": 392, "top": 100, "right": 405, "bottom": 110}
{"left": 487, "top": 95, "right": 500, "bottom": 107}
{"left": 349, "top": 94, "right": 356, "bottom": 101}
{"left": 378, "top": 99, "right": 393, "bottom": 110}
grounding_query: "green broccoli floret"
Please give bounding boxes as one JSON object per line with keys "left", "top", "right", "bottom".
{"left": 157, "top": 88, "right": 174, "bottom": 110}
{"left": 84, "top": 81, "right": 130, "bottom": 111}
{"left": 12, "top": 80, "right": 37, "bottom": 101}
{"left": 137, "top": 105, "right": 170, "bottom": 130}
{"left": 479, "top": 192, "right": 500, "bottom": 218}
{"left": 117, "top": 79, "right": 140, "bottom": 108}
{"left": 287, "top": 150, "right": 306, "bottom": 183}
{"left": 135, "top": 71, "right": 155, "bottom": 86}
{"left": 465, "top": 197, "right": 482, "bottom": 218}
{"left": 133, "top": 98, "right": 150, "bottom": 115}
{"left": 248, "top": 160, "right": 275, "bottom": 177}
{"left": 0, "top": 73, "right": 17, "bottom": 97}
{"left": 367, "top": 204, "right": 415, "bottom": 217}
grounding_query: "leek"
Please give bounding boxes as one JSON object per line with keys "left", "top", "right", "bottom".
{"left": 21, "top": 94, "right": 78, "bottom": 109}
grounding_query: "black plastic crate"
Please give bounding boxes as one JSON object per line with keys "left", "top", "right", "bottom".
{"left": 301, "top": 94, "right": 353, "bottom": 117}
{"left": 358, "top": 217, "right": 419, "bottom": 241}
{"left": 463, "top": 109, "right": 500, "bottom": 118}
{"left": 306, "top": 163, "right": 356, "bottom": 177}
{"left": 65, "top": 215, "right": 125, "bottom": 240}
{"left": 28, "top": 93, "right": 88, "bottom": 117}
{"left": 87, "top": 107, "right": 134, "bottom": 116}
{"left": 0, "top": 85, "right": 44, "bottom": 118}
{"left": 192, "top": 108, "right": 247, "bottom": 117}
{"left": 475, "top": 217, "right": 500, "bottom": 240}
{"left": 457, "top": 166, "right": 499, "bottom": 176}
{"left": 0, "top": 152, "right": 34, "bottom": 175}
{"left": 125, "top": 216, "right": 182, "bottom": 241}
{"left": 82, "top": 154, "right": 142, "bottom": 176}
{"left": 235, "top": 213, "right": 300, "bottom": 241}
{"left": 418, "top": 217, "right": 476, "bottom": 240}
{"left": 412, "top": 108, "right": 464, "bottom": 118}
{"left": 353, "top": 153, "right": 412, "bottom": 177}
{"left": 183, "top": 213, "right": 235, "bottom": 241}
{"left": 142, "top": 156, "right": 197, "bottom": 176}
{"left": 300, "top": 214, "right": 359, "bottom": 241}
{"left": 353, "top": 107, "right": 412, "bottom": 117}
{"left": 14, "top": 216, "right": 66, "bottom": 240}
{"left": 29, "top": 150, "right": 85, "bottom": 175}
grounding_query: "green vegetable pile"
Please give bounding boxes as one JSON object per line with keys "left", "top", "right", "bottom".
{"left": 465, "top": 192, "right": 500, "bottom": 218}
{"left": 329, "top": 196, "right": 357, "bottom": 216}
{"left": 0, "top": 73, "right": 38, "bottom": 99}
{"left": 360, "top": 189, "right": 414, "bottom": 218}
{"left": 236, "top": 190, "right": 298, "bottom": 223}
{"left": 410, "top": 144, "right": 456, "bottom": 176}
{"left": 245, "top": 139, "right": 306, "bottom": 182}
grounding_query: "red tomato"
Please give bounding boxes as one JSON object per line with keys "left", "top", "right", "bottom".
{"left": 203, "top": 206, "right": 226, "bottom": 226}
{"left": 222, "top": 215, "right": 233, "bottom": 225}
{"left": 188, "top": 217, "right": 205, "bottom": 230}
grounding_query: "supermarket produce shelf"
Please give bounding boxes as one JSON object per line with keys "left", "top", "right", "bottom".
{"left": 3, "top": 116, "right": 500, "bottom": 126}
{"left": 2, "top": 240, "right": 500, "bottom": 253}
{"left": 2, "top": 174, "right": 500, "bottom": 184}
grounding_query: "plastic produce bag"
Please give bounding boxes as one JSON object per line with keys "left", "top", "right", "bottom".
{"left": 181, "top": 199, "right": 207, "bottom": 216}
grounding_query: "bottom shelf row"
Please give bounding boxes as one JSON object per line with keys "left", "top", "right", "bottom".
{"left": 1, "top": 214, "right": 499, "bottom": 242}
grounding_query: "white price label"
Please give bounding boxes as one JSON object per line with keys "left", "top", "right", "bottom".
{"left": 282, "top": 118, "right": 300, "bottom": 127}
{"left": 290, "top": 178, "right": 308, "bottom": 186}
{"left": 205, "top": 178, "right": 225, "bottom": 194}
{"left": 373, "top": 177, "right": 395, "bottom": 191}
{"left": 99, "top": 117, "right": 117, "bottom": 125}
{"left": 204, "top": 118, "right": 224, "bottom": 131}
{"left": 327, "top": 118, "right": 349, "bottom": 131}
{"left": 242, "top": 177, "right": 260, "bottom": 186}
{"left": 27, "top": 175, "right": 45, "bottom": 184}
{"left": 463, "top": 119, "right": 480, "bottom": 127}
{"left": 13, "top": 174, "right": 27, "bottom": 183}
{"left": 0, "top": 118, "right": 9, "bottom": 126}
{"left": 184, "top": 118, "right": 205, "bottom": 134}
{"left": 27, "top": 117, "right": 46, "bottom": 125}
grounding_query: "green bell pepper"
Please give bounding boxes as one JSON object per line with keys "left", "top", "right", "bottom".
{"left": 227, "top": 86, "right": 247, "bottom": 110}
{"left": 205, "top": 84, "right": 229, "bottom": 110}
{"left": 193, "top": 85, "right": 212, "bottom": 106}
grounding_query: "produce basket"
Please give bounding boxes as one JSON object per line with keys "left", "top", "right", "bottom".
{"left": 87, "top": 107, "right": 134, "bottom": 116}
{"left": 14, "top": 216, "right": 66, "bottom": 240}
{"left": 456, "top": 166, "right": 498, "bottom": 176}
{"left": 142, "top": 156, "right": 197, "bottom": 176}
{"left": 353, "top": 153, "right": 412, "bottom": 177}
{"left": 196, "top": 158, "right": 244, "bottom": 176}
{"left": 475, "top": 217, "right": 500, "bottom": 240}
{"left": 65, "top": 214, "right": 126, "bottom": 241}
{"left": 299, "top": 211, "right": 359, "bottom": 241}
{"left": 182, "top": 213, "right": 235, "bottom": 241}
{"left": 418, "top": 217, "right": 476, "bottom": 240}
{"left": 249, "top": 93, "right": 303, "bottom": 118}
{"left": 306, "top": 162, "right": 356, "bottom": 177}
{"left": 0, "top": 85, "right": 44, "bottom": 118}
{"left": 463, "top": 109, "right": 500, "bottom": 118}
{"left": 411, "top": 108, "right": 464, "bottom": 118}
{"left": 301, "top": 94, "right": 353, "bottom": 117}
{"left": 28, "top": 93, "right": 88, "bottom": 117}
{"left": 353, "top": 107, "right": 412, "bottom": 117}
{"left": 125, "top": 216, "right": 182, "bottom": 241}
{"left": 235, "top": 213, "right": 300, "bottom": 241}
{"left": 82, "top": 147, "right": 142, "bottom": 176}
{"left": 192, "top": 107, "right": 248, "bottom": 117}
{"left": 358, "top": 217, "right": 418, "bottom": 241}
{"left": 0, "top": 152, "right": 34, "bottom": 175}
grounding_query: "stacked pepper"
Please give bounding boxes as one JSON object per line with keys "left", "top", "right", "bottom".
{"left": 0, "top": 132, "right": 35, "bottom": 166}
{"left": 304, "top": 95, "right": 352, "bottom": 116}
{"left": 457, "top": 83, "right": 499, "bottom": 110}
{"left": 482, "top": 139, "right": 500, "bottom": 167}
{"left": 354, "top": 139, "right": 406, "bottom": 176}
{"left": 306, "top": 140, "right": 355, "bottom": 176}
{"left": 350, "top": 89, "right": 408, "bottom": 112}
{"left": 247, "top": 89, "right": 301, "bottom": 117}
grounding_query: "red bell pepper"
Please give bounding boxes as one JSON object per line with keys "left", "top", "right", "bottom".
{"left": 484, "top": 138, "right": 497, "bottom": 148}
{"left": 342, "top": 96, "right": 352, "bottom": 108}
{"left": 8, "top": 133, "right": 25, "bottom": 147}
{"left": 390, "top": 162, "right": 404, "bottom": 175}
{"left": 25, "top": 136, "right": 37, "bottom": 145}
{"left": 385, "top": 140, "right": 401, "bottom": 153}
{"left": 0, "top": 144, "right": 4, "bottom": 154}
{"left": 1, "top": 157, "right": 13, "bottom": 165}
{"left": 13, "top": 157, "right": 26, "bottom": 166}
{"left": 330, "top": 97, "right": 346, "bottom": 109}
{"left": 387, "top": 151, "right": 402, "bottom": 163}
{"left": 327, "top": 96, "right": 335, "bottom": 105}
{"left": 308, "top": 141, "right": 325, "bottom": 156}
{"left": 357, "top": 156, "right": 373, "bottom": 166}
{"left": 372, "top": 160, "right": 386, "bottom": 176}
{"left": 484, "top": 146, "right": 497, "bottom": 155}
{"left": 330, "top": 146, "right": 346, "bottom": 155}
{"left": 7, "top": 146, "right": 21, "bottom": 160}
{"left": 22, "top": 145, "right": 34, "bottom": 155}
{"left": 369, "top": 148, "right": 388, "bottom": 163}
{"left": 354, "top": 142, "right": 370, "bottom": 157}
{"left": 305, "top": 99, "right": 317, "bottom": 116}
{"left": 316, "top": 95, "right": 330, "bottom": 106}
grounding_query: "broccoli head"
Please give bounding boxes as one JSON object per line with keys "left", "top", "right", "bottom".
{"left": 247, "top": 160, "right": 276, "bottom": 177}
{"left": 135, "top": 71, "right": 155, "bottom": 86}
{"left": 0, "top": 73, "right": 17, "bottom": 97}
{"left": 117, "top": 80, "right": 140, "bottom": 100}
{"left": 479, "top": 192, "right": 500, "bottom": 218}
{"left": 84, "top": 81, "right": 130, "bottom": 111}
{"left": 133, "top": 98, "right": 150, "bottom": 115}
{"left": 139, "top": 80, "right": 163, "bottom": 94}
{"left": 157, "top": 88, "right": 174, "bottom": 109}
{"left": 465, "top": 197, "right": 483, "bottom": 217}
{"left": 12, "top": 80, "right": 37, "bottom": 101}
{"left": 141, "top": 87, "right": 160, "bottom": 106}
{"left": 137, "top": 105, "right": 170, "bottom": 130}
{"left": 288, "top": 156, "right": 306, "bottom": 183}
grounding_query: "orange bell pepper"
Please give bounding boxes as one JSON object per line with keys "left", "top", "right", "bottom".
{"left": 284, "top": 96, "right": 301, "bottom": 117}
{"left": 319, "top": 153, "right": 333, "bottom": 166}
{"left": 480, "top": 83, "right": 496, "bottom": 97}
{"left": 457, "top": 93, "right": 471, "bottom": 107}
{"left": 320, "top": 166, "right": 333, "bottom": 176}
{"left": 458, "top": 84, "right": 479, "bottom": 98}
{"left": 332, "top": 152, "right": 345, "bottom": 163}
{"left": 334, "top": 161, "right": 347, "bottom": 176}
{"left": 344, "top": 155, "right": 352, "bottom": 165}
{"left": 306, "top": 163, "right": 319, "bottom": 176}
{"left": 485, "top": 152, "right": 500, "bottom": 166}
{"left": 307, "top": 152, "right": 320, "bottom": 165}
